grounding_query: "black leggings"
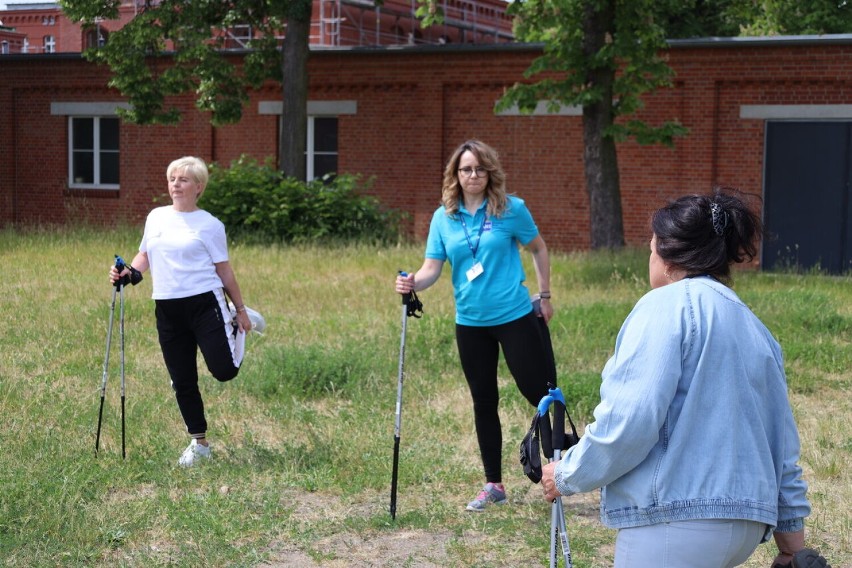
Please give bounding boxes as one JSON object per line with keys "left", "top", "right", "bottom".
{"left": 456, "top": 311, "right": 556, "bottom": 483}
{"left": 155, "top": 290, "right": 240, "bottom": 438}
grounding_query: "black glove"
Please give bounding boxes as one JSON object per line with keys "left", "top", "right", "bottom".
{"left": 123, "top": 265, "right": 143, "bottom": 286}
{"left": 114, "top": 255, "right": 143, "bottom": 287}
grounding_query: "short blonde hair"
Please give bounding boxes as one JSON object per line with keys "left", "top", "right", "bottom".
{"left": 167, "top": 156, "right": 209, "bottom": 196}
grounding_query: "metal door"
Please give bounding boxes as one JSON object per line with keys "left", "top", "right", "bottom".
{"left": 763, "top": 121, "right": 852, "bottom": 274}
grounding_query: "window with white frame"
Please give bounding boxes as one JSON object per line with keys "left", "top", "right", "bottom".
{"left": 43, "top": 35, "right": 55, "bottom": 53}
{"left": 69, "top": 117, "right": 120, "bottom": 188}
{"left": 257, "top": 100, "right": 356, "bottom": 181}
{"left": 51, "top": 102, "right": 128, "bottom": 189}
{"left": 1, "top": 41, "right": 8, "bottom": 54}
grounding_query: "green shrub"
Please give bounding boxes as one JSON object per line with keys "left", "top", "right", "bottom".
{"left": 200, "top": 155, "right": 404, "bottom": 244}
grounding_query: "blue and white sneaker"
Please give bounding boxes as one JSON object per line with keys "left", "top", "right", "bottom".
{"left": 466, "top": 482, "right": 507, "bottom": 512}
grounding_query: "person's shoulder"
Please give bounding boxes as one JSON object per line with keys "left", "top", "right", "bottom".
{"left": 195, "top": 208, "right": 223, "bottom": 223}
{"left": 506, "top": 194, "right": 526, "bottom": 208}
{"left": 430, "top": 204, "right": 452, "bottom": 221}
{"left": 636, "top": 281, "right": 687, "bottom": 310}
{"left": 685, "top": 276, "right": 742, "bottom": 305}
{"left": 502, "top": 194, "right": 531, "bottom": 218}
{"left": 147, "top": 205, "right": 172, "bottom": 219}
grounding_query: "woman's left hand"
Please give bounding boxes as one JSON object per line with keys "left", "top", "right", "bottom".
{"left": 235, "top": 310, "right": 252, "bottom": 332}
{"left": 541, "top": 460, "right": 562, "bottom": 502}
{"left": 538, "top": 298, "right": 554, "bottom": 323}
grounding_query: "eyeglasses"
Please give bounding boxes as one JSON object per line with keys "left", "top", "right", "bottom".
{"left": 458, "top": 166, "right": 488, "bottom": 178}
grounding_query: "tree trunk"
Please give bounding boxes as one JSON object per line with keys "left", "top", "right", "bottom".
{"left": 581, "top": 0, "right": 625, "bottom": 249}
{"left": 279, "top": 10, "right": 310, "bottom": 181}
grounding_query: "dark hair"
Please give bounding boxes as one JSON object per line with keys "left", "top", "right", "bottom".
{"left": 651, "top": 187, "right": 764, "bottom": 283}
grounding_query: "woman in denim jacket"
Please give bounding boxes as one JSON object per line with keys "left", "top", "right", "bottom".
{"left": 541, "top": 190, "right": 827, "bottom": 568}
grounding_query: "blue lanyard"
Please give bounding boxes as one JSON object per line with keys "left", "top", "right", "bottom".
{"left": 460, "top": 212, "right": 488, "bottom": 260}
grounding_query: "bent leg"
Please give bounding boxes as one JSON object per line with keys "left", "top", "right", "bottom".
{"left": 195, "top": 289, "right": 242, "bottom": 382}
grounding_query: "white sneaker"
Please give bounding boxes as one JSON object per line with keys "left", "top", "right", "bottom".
{"left": 228, "top": 303, "right": 266, "bottom": 335}
{"left": 178, "top": 439, "right": 211, "bottom": 467}
{"left": 245, "top": 306, "right": 266, "bottom": 335}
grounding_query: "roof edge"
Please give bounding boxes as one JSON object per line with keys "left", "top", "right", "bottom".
{"left": 667, "top": 33, "right": 852, "bottom": 48}
{"left": 5, "top": 33, "right": 852, "bottom": 61}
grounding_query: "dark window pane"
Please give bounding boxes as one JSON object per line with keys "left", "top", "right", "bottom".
{"left": 72, "top": 151, "right": 94, "bottom": 183}
{"left": 100, "top": 118, "right": 119, "bottom": 150}
{"left": 314, "top": 117, "right": 338, "bottom": 152}
{"left": 313, "top": 154, "right": 337, "bottom": 179}
{"left": 72, "top": 118, "right": 93, "bottom": 150}
{"left": 100, "top": 152, "right": 119, "bottom": 184}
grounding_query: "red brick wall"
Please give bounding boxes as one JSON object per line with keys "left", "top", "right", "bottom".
{"left": 2, "top": 41, "right": 852, "bottom": 252}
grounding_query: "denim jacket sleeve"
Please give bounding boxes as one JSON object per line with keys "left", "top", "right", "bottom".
{"left": 555, "top": 287, "right": 688, "bottom": 494}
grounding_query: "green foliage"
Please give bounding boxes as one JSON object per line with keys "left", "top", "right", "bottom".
{"left": 200, "top": 155, "right": 404, "bottom": 244}
{"left": 497, "top": 0, "right": 688, "bottom": 147}
{"left": 647, "top": 0, "right": 852, "bottom": 39}
{"left": 725, "top": 0, "right": 852, "bottom": 36}
{"left": 60, "top": 0, "right": 284, "bottom": 125}
{"left": 653, "top": 0, "right": 744, "bottom": 38}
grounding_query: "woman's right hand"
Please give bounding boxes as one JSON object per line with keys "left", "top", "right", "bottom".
{"left": 109, "top": 265, "right": 129, "bottom": 285}
{"left": 395, "top": 272, "right": 415, "bottom": 295}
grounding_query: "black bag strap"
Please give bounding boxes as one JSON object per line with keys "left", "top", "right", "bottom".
{"left": 520, "top": 404, "right": 581, "bottom": 484}
{"left": 563, "top": 406, "right": 580, "bottom": 450}
{"left": 519, "top": 412, "right": 543, "bottom": 483}
{"left": 402, "top": 289, "right": 423, "bottom": 318}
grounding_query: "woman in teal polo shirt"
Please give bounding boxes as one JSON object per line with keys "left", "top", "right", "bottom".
{"left": 395, "top": 139, "right": 556, "bottom": 511}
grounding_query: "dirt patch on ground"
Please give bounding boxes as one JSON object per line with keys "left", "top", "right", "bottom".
{"left": 261, "top": 488, "right": 605, "bottom": 567}
{"left": 262, "top": 529, "right": 457, "bottom": 567}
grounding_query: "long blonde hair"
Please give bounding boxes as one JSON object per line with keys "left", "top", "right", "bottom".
{"left": 441, "top": 140, "right": 508, "bottom": 217}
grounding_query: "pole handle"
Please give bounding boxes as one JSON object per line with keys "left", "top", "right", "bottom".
{"left": 398, "top": 271, "right": 412, "bottom": 305}
{"left": 538, "top": 385, "right": 567, "bottom": 454}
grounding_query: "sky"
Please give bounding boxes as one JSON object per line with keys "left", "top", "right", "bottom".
{"left": 0, "top": 0, "right": 53, "bottom": 11}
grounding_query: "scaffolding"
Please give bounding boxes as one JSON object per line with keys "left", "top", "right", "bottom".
{"left": 313, "top": 0, "right": 515, "bottom": 47}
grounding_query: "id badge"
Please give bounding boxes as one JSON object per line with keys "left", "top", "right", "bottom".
{"left": 466, "top": 261, "right": 484, "bottom": 282}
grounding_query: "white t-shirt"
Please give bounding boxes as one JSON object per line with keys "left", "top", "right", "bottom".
{"left": 140, "top": 206, "right": 228, "bottom": 300}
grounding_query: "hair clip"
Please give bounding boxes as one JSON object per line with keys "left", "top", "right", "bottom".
{"left": 710, "top": 202, "right": 728, "bottom": 236}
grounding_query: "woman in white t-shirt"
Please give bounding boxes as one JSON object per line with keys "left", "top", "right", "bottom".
{"left": 110, "top": 156, "right": 257, "bottom": 467}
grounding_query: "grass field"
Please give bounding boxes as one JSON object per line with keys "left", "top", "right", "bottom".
{"left": 0, "top": 227, "right": 849, "bottom": 567}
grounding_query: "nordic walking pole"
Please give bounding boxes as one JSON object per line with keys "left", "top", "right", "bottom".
{"left": 390, "top": 271, "right": 411, "bottom": 520}
{"left": 95, "top": 281, "right": 118, "bottom": 454}
{"left": 542, "top": 386, "right": 572, "bottom": 568}
{"left": 96, "top": 254, "right": 140, "bottom": 458}
{"left": 119, "top": 271, "right": 126, "bottom": 459}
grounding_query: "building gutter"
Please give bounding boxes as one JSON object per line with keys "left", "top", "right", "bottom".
{"left": 667, "top": 33, "right": 852, "bottom": 48}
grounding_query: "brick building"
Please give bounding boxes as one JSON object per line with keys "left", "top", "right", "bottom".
{"left": 2, "top": 36, "right": 852, "bottom": 272}
{"left": 0, "top": 0, "right": 513, "bottom": 54}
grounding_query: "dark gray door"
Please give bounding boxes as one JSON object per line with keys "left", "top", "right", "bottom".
{"left": 763, "top": 121, "right": 852, "bottom": 274}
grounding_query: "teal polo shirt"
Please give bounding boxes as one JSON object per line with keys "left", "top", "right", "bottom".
{"left": 425, "top": 195, "right": 540, "bottom": 326}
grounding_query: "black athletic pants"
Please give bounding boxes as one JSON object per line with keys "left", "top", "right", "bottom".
{"left": 456, "top": 310, "right": 556, "bottom": 484}
{"left": 155, "top": 290, "right": 240, "bottom": 438}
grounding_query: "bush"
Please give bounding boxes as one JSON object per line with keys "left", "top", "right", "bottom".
{"left": 200, "top": 155, "right": 404, "bottom": 244}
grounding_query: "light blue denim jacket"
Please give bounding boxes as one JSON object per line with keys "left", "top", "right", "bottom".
{"left": 554, "top": 276, "right": 810, "bottom": 538}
